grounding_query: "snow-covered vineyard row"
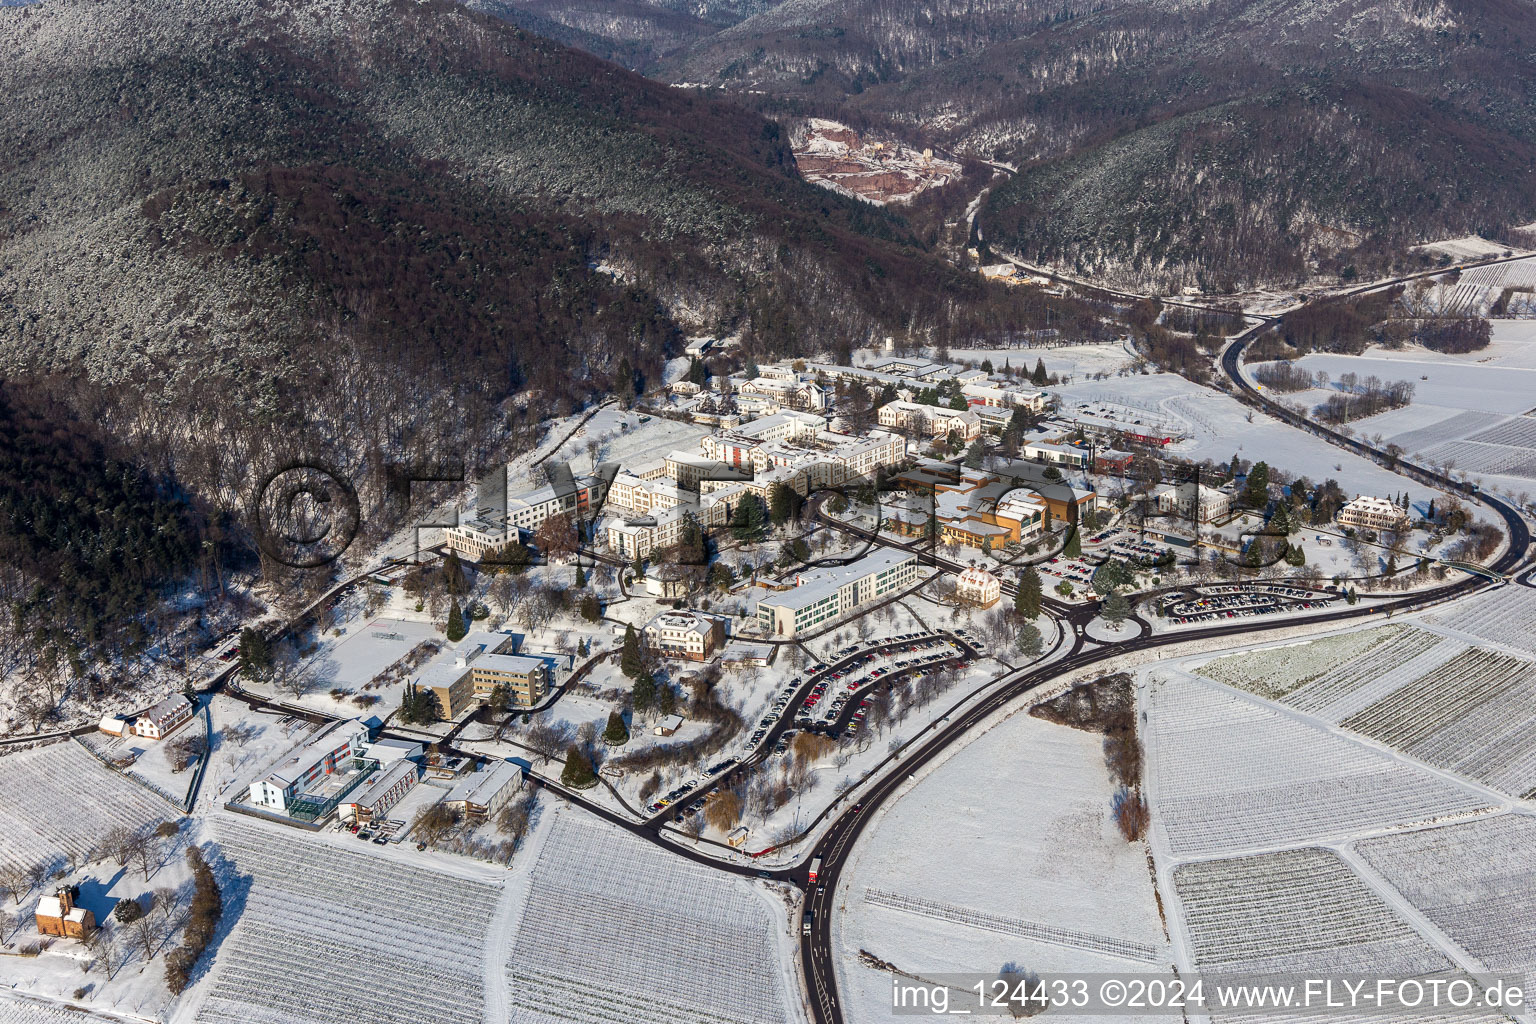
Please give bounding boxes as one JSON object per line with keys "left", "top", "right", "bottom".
{"left": 1173, "top": 848, "right": 1459, "bottom": 976}
{"left": 0, "top": 741, "right": 175, "bottom": 874}
{"left": 195, "top": 818, "right": 504, "bottom": 1024}
{"left": 1420, "top": 439, "right": 1536, "bottom": 481}
{"left": 0, "top": 995, "right": 123, "bottom": 1024}
{"left": 1465, "top": 414, "right": 1536, "bottom": 450}
{"left": 862, "top": 889, "right": 1162, "bottom": 964}
{"left": 1430, "top": 585, "right": 1536, "bottom": 658}
{"left": 1356, "top": 815, "right": 1536, "bottom": 990}
{"left": 1279, "top": 628, "right": 1456, "bottom": 719}
{"left": 1194, "top": 627, "right": 1405, "bottom": 701}
{"left": 1385, "top": 410, "right": 1507, "bottom": 459}
{"left": 1341, "top": 648, "right": 1536, "bottom": 798}
{"left": 507, "top": 813, "right": 794, "bottom": 1024}
{"left": 1145, "top": 674, "right": 1493, "bottom": 858}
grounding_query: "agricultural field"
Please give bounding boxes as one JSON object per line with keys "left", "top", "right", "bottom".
{"left": 194, "top": 818, "right": 507, "bottom": 1024}
{"left": 0, "top": 995, "right": 125, "bottom": 1024}
{"left": 1143, "top": 673, "right": 1494, "bottom": 858}
{"left": 1049, "top": 373, "right": 1482, "bottom": 515}
{"left": 0, "top": 741, "right": 177, "bottom": 875}
{"left": 1430, "top": 586, "right": 1536, "bottom": 658}
{"left": 1193, "top": 626, "right": 1408, "bottom": 701}
{"left": 505, "top": 811, "right": 799, "bottom": 1024}
{"left": 1173, "top": 848, "right": 1458, "bottom": 976}
{"left": 1340, "top": 647, "right": 1536, "bottom": 799}
{"left": 1355, "top": 814, "right": 1536, "bottom": 989}
{"left": 833, "top": 711, "right": 1173, "bottom": 1023}
{"left": 1280, "top": 629, "right": 1465, "bottom": 722}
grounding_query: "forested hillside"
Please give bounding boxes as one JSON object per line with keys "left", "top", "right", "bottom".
{"left": 639, "top": 0, "right": 1536, "bottom": 290}
{"left": 0, "top": 0, "right": 1075, "bottom": 665}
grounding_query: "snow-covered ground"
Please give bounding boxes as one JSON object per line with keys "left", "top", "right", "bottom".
{"left": 504, "top": 807, "right": 802, "bottom": 1024}
{"left": 0, "top": 741, "right": 179, "bottom": 877}
{"left": 1143, "top": 670, "right": 1496, "bottom": 860}
{"left": 835, "top": 711, "right": 1171, "bottom": 1023}
{"left": 1141, "top": 596, "right": 1536, "bottom": 1022}
{"left": 1051, "top": 373, "right": 1482, "bottom": 517}
{"left": 188, "top": 815, "right": 512, "bottom": 1024}
{"left": 1257, "top": 321, "right": 1536, "bottom": 502}
{"left": 950, "top": 342, "right": 1138, "bottom": 382}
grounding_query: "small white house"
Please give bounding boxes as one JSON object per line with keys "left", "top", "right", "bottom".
{"left": 134, "top": 695, "right": 195, "bottom": 740}
{"left": 654, "top": 714, "right": 686, "bottom": 737}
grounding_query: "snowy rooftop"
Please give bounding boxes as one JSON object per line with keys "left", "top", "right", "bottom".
{"left": 262, "top": 719, "right": 371, "bottom": 789}
{"left": 342, "top": 758, "right": 418, "bottom": 809}
{"left": 762, "top": 548, "right": 918, "bottom": 612}
{"left": 445, "top": 759, "right": 524, "bottom": 807}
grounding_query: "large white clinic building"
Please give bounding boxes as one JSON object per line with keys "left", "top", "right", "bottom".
{"left": 755, "top": 548, "right": 921, "bottom": 637}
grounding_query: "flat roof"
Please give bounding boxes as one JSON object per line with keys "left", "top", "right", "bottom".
{"left": 759, "top": 548, "right": 919, "bottom": 613}
{"left": 446, "top": 760, "right": 524, "bottom": 806}
{"left": 262, "top": 719, "right": 370, "bottom": 788}
{"left": 343, "top": 759, "right": 417, "bottom": 808}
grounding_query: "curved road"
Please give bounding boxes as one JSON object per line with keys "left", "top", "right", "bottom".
{"left": 796, "top": 306, "right": 1532, "bottom": 1024}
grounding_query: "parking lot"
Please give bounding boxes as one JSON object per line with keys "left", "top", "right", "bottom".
{"left": 1159, "top": 584, "right": 1338, "bottom": 624}
{"left": 642, "top": 628, "right": 986, "bottom": 826}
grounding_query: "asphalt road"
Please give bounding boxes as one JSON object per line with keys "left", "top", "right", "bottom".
{"left": 795, "top": 306, "right": 1532, "bottom": 1024}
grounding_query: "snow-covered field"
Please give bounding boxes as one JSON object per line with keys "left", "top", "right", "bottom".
{"left": 0, "top": 741, "right": 178, "bottom": 875}
{"left": 1263, "top": 322, "right": 1536, "bottom": 499}
{"left": 835, "top": 712, "right": 1171, "bottom": 1023}
{"left": 1050, "top": 373, "right": 1470, "bottom": 514}
{"left": 1356, "top": 814, "right": 1536, "bottom": 990}
{"left": 1193, "top": 595, "right": 1536, "bottom": 800}
{"left": 1194, "top": 625, "right": 1409, "bottom": 701}
{"left": 193, "top": 816, "right": 509, "bottom": 1024}
{"left": 505, "top": 810, "right": 800, "bottom": 1024}
{"left": 951, "top": 342, "right": 1137, "bottom": 382}
{"left": 1143, "top": 672, "right": 1494, "bottom": 859}
{"left": 1173, "top": 848, "right": 1463, "bottom": 976}
{"left": 0, "top": 995, "right": 127, "bottom": 1024}
{"left": 1429, "top": 584, "right": 1536, "bottom": 658}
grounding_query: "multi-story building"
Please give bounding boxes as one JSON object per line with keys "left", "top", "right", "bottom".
{"left": 249, "top": 718, "right": 372, "bottom": 812}
{"left": 1155, "top": 482, "right": 1231, "bottom": 524}
{"left": 961, "top": 382, "right": 1050, "bottom": 413}
{"left": 956, "top": 567, "right": 1002, "bottom": 608}
{"left": 444, "top": 760, "right": 525, "bottom": 819}
{"left": 755, "top": 549, "right": 922, "bottom": 637}
{"left": 338, "top": 758, "right": 418, "bottom": 825}
{"left": 418, "top": 631, "right": 551, "bottom": 719}
{"left": 1021, "top": 439, "right": 1089, "bottom": 469}
{"left": 877, "top": 401, "right": 982, "bottom": 441}
{"left": 134, "top": 694, "right": 194, "bottom": 740}
{"left": 444, "top": 474, "right": 608, "bottom": 559}
{"left": 643, "top": 610, "right": 727, "bottom": 661}
{"left": 1337, "top": 495, "right": 1409, "bottom": 532}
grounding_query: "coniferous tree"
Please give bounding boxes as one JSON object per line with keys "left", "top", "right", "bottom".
{"left": 603, "top": 710, "right": 629, "bottom": 745}
{"left": 631, "top": 669, "right": 657, "bottom": 717}
{"left": 560, "top": 744, "right": 597, "bottom": 789}
{"left": 1016, "top": 566, "right": 1043, "bottom": 619}
{"left": 445, "top": 597, "right": 466, "bottom": 642}
{"left": 1103, "top": 589, "right": 1131, "bottom": 626}
{"left": 1031, "top": 358, "right": 1048, "bottom": 386}
{"left": 620, "top": 624, "right": 643, "bottom": 679}
{"left": 1064, "top": 526, "right": 1081, "bottom": 557}
{"left": 731, "top": 493, "right": 767, "bottom": 542}
{"left": 1242, "top": 461, "right": 1271, "bottom": 508}
{"left": 238, "top": 627, "right": 273, "bottom": 681}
